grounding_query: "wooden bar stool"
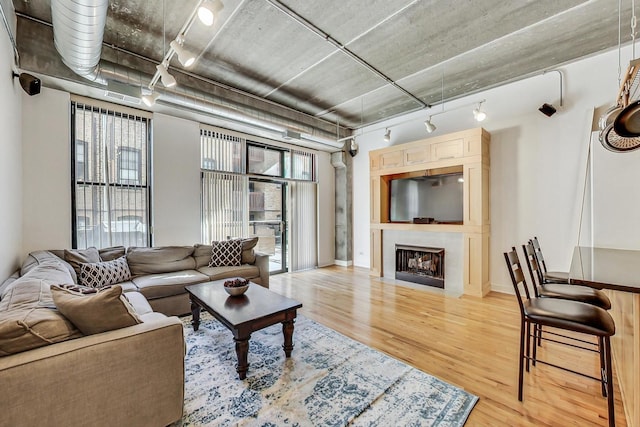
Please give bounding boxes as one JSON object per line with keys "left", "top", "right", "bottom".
{"left": 504, "top": 247, "right": 616, "bottom": 427}
{"left": 530, "top": 236, "right": 570, "bottom": 283}
{"left": 522, "top": 242, "right": 611, "bottom": 309}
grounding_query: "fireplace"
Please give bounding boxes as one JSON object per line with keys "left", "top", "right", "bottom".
{"left": 395, "top": 245, "right": 445, "bottom": 288}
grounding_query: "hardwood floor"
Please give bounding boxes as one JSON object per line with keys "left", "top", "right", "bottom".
{"left": 269, "top": 266, "right": 628, "bottom": 427}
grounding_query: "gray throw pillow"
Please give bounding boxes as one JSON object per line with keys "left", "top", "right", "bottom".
{"left": 51, "top": 284, "right": 142, "bottom": 335}
{"left": 64, "top": 247, "right": 101, "bottom": 277}
{"left": 79, "top": 256, "right": 132, "bottom": 288}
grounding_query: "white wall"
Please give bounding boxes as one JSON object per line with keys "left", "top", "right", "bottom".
{"left": 0, "top": 8, "right": 23, "bottom": 278}
{"left": 22, "top": 88, "right": 72, "bottom": 255}
{"left": 316, "top": 151, "right": 335, "bottom": 267}
{"left": 151, "top": 113, "right": 201, "bottom": 245}
{"left": 353, "top": 46, "right": 636, "bottom": 293}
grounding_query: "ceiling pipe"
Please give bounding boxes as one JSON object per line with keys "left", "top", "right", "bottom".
{"left": 48, "top": 0, "right": 344, "bottom": 150}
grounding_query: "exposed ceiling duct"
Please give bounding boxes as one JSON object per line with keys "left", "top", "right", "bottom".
{"left": 48, "top": 0, "right": 344, "bottom": 150}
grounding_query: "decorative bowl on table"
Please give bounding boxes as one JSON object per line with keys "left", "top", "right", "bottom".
{"left": 223, "top": 278, "right": 250, "bottom": 296}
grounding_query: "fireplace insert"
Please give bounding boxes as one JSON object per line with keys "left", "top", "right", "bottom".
{"left": 395, "top": 245, "right": 445, "bottom": 288}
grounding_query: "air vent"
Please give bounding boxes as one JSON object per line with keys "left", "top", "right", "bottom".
{"left": 105, "top": 80, "right": 141, "bottom": 105}
{"left": 282, "top": 129, "right": 301, "bottom": 140}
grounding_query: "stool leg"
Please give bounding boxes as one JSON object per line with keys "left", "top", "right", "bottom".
{"left": 525, "top": 321, "right": 531, "bottom": 372}
{"left": 599, "top": 336, "right": 606, "bottom": 397}
{"left": 532, "top": 324, "right": 538, "bottom": 367}
{"left": 518, "top": 319, "right": 526, "bottom": 401}
{"left": 604, "top": 336, "right": 615, "bottom": 427}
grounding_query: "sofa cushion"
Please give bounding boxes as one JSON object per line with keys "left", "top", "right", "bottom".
{"left": 241, "top": 237, "right": 258, "bottom": 264}
{"left": 0, "top": 306, "right": 82, "bottom": 356}
{"left": 79, "top": 256, "right": 132, "bottom": 288}
{"left": 209, "top": 239, "right": 242, "bottom": 267}
{"left": 51, "top": 285, "right": 142, "bottom": 335}
{"left": 64, "top": 247, "right": 101, "bottom": 277}
{"left": 0, "top": 278, "right": 56, "bottom": 311}
{"left": 99, "top": 246, "right": 126, "bottom": 261}
{"left": 0, "top": 270, "right": 20, "bottom": 298}
{"left": 127, "top": 246, "right": 196, "bottom": 275}
{"left": 194, "top": 244, "right": 213, "bottom": 268}
{"left": 123, "top": 291, "right": 154, "bottom": 316}
{"left": 197, "top": 264, "right": 260, "bottom": 282}
{"left": 117, "top": 280, "right": 139, "bottom": 293}
{"left": 21, "top": 251, "right": 77, "bottom": 284}
{"left": 132, "top": 270, "right": 209, "bottom": 300}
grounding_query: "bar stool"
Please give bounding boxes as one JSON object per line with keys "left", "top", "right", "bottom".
{"left": 522, "top": 242, "right": 611, "bottom": 309}
{"left": 531, "top": 236, "right": 570, "bottom": 283}
{"left": 504, "top": 247, "right": 616, "bottom": 427}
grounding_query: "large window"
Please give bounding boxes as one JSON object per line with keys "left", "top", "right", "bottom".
{"left": 200, "top": 125, "right": 318, "bottom": 272}
{"left": 71, "top": 99, "right": 151, "bottom": 249}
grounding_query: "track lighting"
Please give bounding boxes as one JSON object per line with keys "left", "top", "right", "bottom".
{"left": 383, "top": 128, "right": 391, "bottom": 142}
{"left": 348, "top": 137, "right": 358, "bottom": 157}
{"left": 473, "top": 101, "right": 486, "bottom": 122}
{"left": 170, "top": 38, "right": 196, "bottom": 68}
{"left": 141, "top": 90, "right": 160, "bottom": 107}
{"left": 424, "top": 116, "right": 436, "bottom": 133}
{"left": 198, "top": 0, "right": 224, "bottom": 26}
{"left": 156, "top": 62, "right": 177, "bottom": 88}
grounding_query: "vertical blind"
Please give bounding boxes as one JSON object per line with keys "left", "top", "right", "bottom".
{"left": 289, "top": 181, "right": 317, "bottom": 271}
{"left": 72, "top": 100, "right": 151, "bottom": 249}
{"left": 201, "top": 171, "right": 249, "bottom": 243}
{"left": 201, "top": 128, "right": 245, "bottom": 173}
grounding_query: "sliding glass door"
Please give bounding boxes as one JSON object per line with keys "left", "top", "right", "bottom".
{"left": 249, "top": 179, "right": 287, "bottom": 274}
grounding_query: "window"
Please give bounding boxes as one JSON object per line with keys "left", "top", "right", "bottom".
{"left": 71, "top": 100, "right": 151, "bottom": 249}
{"left": 118, "top": 147, "right": 142, "bottom": 184}
{"left": 75, "top": 140, "right": 88, "bottom": 181}
{"left": 247, "top": 144, "right": 283, "bottom": 177}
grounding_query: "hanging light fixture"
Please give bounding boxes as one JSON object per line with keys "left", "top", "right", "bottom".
{"left": 170, "top": 37, "right": 197, "bottom": 67}
{"left": 383, "top": 128, "right": 391, "bottom": 142}
{"left": 473, "top": 101, "right": 487, "bottom": 122}
{"left": 156, "top": 61, "right": 177, "bottom": 87}
{"left": 141, "top": 90, "right": 160, "bottom": 107}
{"left": 198, "top": 0, "right": 224, "bottom": 26}
{"left": 424, "top": 116, "right": 436, "bottom": 133}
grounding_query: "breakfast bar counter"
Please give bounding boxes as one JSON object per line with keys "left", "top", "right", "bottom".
{"left": 569, "top": 246, "right": 640, "bottom": 427}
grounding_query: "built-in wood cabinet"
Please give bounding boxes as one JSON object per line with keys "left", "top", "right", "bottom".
{"left": 368, "top": 128, "right": 491, "bottom": 297}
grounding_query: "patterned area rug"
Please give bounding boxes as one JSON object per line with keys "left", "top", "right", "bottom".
{"left": 173, "top": 314, "right": 478, "bottom": 426}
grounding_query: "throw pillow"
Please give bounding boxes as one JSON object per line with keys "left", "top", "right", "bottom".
{"left": 64, "top": 247, "right": 101, "bottom": 277}
{"left": 241, "top": 237, "right": 259, "bottom": 264}
{"left": 50, "top": 285, "right": 142, "bottom": 335}
{"left": 79, "top": 256, "right": 132, "bottom": 288}
{"left": 209, "top": 239, "right": 243, "bottom": 267}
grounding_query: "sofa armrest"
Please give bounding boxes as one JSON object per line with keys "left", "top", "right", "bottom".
{"left": 255, "top": 252, "right": 270, "bottom": 288}
{"left": 0, "top": 317, "right": 185, "bottom": 427}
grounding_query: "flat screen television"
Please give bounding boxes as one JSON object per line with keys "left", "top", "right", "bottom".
{"left": 389, "top": 172, "right": 464, "bottom": 223}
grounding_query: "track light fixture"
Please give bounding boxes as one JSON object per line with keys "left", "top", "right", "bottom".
{"left": 383, "top": 128, "right": 391, "bottom": 142}
{"left": 348, "top": 137, "right": 358, "bottom": 157}
{"left": 156, "top": 62, "right": 177, "bottom": 88}
{"left": 473, "top": 101, "right": 487, "bottom": 122}
{"left": 170, "top": 37, "right": 196, "bottom": 68}
{"left": 198, "top": 0, "right": 224, "bottom": 26}
{"left": 141, "top": 90, "right": 160, "bottom": 107}
{"left": 424, "top": 116, "right": 436, "bottom": 133}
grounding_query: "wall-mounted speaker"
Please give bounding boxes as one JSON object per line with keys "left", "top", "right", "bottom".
{"left": 13, "top": 72, "right": 41, "bottom": 96}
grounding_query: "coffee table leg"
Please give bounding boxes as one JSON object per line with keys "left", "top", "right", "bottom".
{"left": 282, "top": 320, "right": 295, "bottom": 357}
{"left": 234, "top": 336, "right": 250, "bottom": 380}
{"left": 190, "top": 301, "right": 201, "bottom": 332}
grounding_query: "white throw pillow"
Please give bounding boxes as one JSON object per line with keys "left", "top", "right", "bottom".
{"left": 79, "top": 256, "right": 132, "bottom": 288}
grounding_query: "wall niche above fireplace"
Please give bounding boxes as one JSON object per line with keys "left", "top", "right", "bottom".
{"left": 369, "top": 128, "right": 490, "bottom": 297}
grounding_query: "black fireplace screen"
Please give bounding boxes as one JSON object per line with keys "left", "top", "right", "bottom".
{"left": 395, "top": 245, "right": 445, "bottom": 288}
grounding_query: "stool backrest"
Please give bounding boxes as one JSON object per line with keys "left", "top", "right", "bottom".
{"left": 522, "top": 242, "right": 543, "bottom": 296}
{"left": 530, "top": 236, "right": 549, "bottom": 273}
{"left": 504, "top": 247, "right": 534, "bottom": 315}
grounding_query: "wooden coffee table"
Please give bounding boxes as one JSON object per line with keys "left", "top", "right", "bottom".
{"left": 185, "top": 280, "right": 303, "bottom": 379}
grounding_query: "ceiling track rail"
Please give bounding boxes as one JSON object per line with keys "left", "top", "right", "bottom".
{"left": 264, "top": 0, "right": 429, "bottom": 109}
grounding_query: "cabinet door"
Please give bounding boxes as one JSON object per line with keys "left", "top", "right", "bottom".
{"left": 370, "top": 229, "right": 382, "bottom": 277}
{"left": 380, "top": 150, "right": 404, "bottom": 169}
{"left": 404, "top": 147, "right": 429, "bottom": 166}
{"left": 430, "top": 138, "right": 464, "bottom": 160}
{"left": 370, "top": 153, "right": 380, "bottom": 170}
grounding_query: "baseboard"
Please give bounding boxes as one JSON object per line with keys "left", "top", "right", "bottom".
{"left": 489, "top": 283, "right": 514, "bottom": 295}
{"left": 334, "top": 259, "right": 353, "bottom": 267}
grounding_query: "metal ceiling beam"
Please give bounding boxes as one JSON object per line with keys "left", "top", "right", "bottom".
{"left": 264, "top": 0, "right": 429, "bottom": 110}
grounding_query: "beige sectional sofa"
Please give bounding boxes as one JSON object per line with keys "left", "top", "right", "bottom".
{"left": 0, "top": 239, "right": 269, "bottom": 426}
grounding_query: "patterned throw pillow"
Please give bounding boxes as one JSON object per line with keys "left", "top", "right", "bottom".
{"left": 209, "top": 239, "right": 243, "bottom": 267}
{"left": 79, "top": 256, "right": 132, "bottom": 288}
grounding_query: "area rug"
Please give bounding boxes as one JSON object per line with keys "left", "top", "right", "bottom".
{"left": 173, "top": 314, "right": 478, "bottom": 426}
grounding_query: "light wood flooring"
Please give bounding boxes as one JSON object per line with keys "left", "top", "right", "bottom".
{"left": 269, "top": 266, "right": 628, "bottom": 427}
